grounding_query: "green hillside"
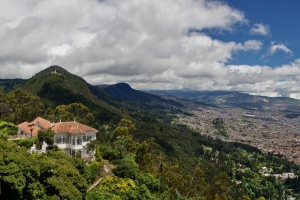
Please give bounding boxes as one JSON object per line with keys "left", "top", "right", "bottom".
{"left": 18, "top": 66, "right": 122, "bottom": 123}
{"left": 20, "top": 66, "right": 112, "bottom": 105}
{"left": 1, "top": 66, "right": 300, "bottom": 199}
{"left": 0, "top": 79, "right": 25, "bottom": 92}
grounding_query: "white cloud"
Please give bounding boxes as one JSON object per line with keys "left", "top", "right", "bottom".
{"left": 250, "top": 23, "right": 270, "bottom": 36}
{"left": 269, "top": 42, "right": 293, "bottom": 55}
{"left": 0, "top": 0, "right": 300, "bottom": 99}
{"left": 0, "top": 0, "right": 249, "bottom": 79}
{"left": 243, "top": 40, "right": 263, "bottom": 51}
{"left": 47, "top": 44, "right": 71, "bottom": 56}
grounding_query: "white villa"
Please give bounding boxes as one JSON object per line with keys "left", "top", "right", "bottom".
{"left": 18, "top": 117, "right": 97, "bottom": 159}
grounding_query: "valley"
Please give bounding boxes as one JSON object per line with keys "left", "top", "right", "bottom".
{"left": 158, "top": 93, "right": 300, "bottom": 164}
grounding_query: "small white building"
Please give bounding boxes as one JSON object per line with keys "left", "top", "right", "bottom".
{"left": 18, "top": 117, "right": 98, "bottom": 160}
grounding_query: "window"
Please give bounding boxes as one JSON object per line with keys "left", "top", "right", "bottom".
{"left": 56, "top": 137, "right": 59, "bottom": 144}
{"left": 72, "top": 137, "right": 75, "bottom": 145}
{"left": 77, "top": 136, "right": 82, "bottom": 145}
{"left": 83, "top": 136, "right": 86, "bottom": 142}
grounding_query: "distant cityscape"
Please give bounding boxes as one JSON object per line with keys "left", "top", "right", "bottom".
{"left": 169, "top": 96, "right": 300, "bottom": 164}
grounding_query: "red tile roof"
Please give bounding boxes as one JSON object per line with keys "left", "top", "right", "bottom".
{"left": 52, "top": 121, "right": 97, "bottom": 135}
{"left": 18, "top": 117, "right": 97, "bottom": 136}
{"left": 18, "top": 121, "right": 39, "bottom": 137}
{"left": 30, "top": 117, "right": 51, "bottom": 129}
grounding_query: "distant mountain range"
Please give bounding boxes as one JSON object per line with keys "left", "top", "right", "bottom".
{"left": 1, "top": 66, "right": 300, "bottom": 114}
{"left": 149, "top": 90, "right": 300, "bottom": 111}
{"left": 0, "top": 66, "right": 185, "bottom": 122}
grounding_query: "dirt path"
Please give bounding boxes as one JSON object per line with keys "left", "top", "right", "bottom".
{"left": 87, "top": 163, "right": 114, "bottom": 192}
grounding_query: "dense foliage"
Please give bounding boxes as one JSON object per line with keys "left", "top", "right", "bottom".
{"left": 1, "top": 68, "right": 300, "bottom": 199}
{"left": 0, "top": 121, "right": 17, "bottom": 139}
{"left": 0, "top": 139, "right": 91, "bottom": 199}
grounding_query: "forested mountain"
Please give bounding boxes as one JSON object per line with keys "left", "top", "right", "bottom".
{"left": 101, "top": 82, "right": 182, "bottom": 107}
{"left": 16, "top": 66, "right": 124, "bottom": 124}
{"left": 0, "top": 79, "right": 25, "bottom": 92}
{"left": 1, "top": 66, "right": 300, "bottom": 199}
{"left": 20, "top": 66, "right": 115, "bottom": 106}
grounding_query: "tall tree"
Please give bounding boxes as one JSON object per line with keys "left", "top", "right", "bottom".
{"left": 0, "top": 91, "right": 6, "bottom": 102}
{"left": 0, "top": 103, "right": 10, "bottom": 120}
{"left": 67, "top": 103, "right": 94, "bottom": 124}
{"left": 111, "top": 119, "right": 136, "bottom": 142}
{"left": 54, "top": 103, "right": 94, "bottom": 124}
{"left": 5, "top": 89, "right": 45, "bottom": 124}
{"left": 37, "top": 128, "right": 54, "bottom": 149}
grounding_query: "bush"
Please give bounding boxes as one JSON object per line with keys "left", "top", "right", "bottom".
{"left": 0, "top": 121, "right": 17, "bottom": 136}
{"left": 136, "top": 173, "right": 160, "bottom": 192}
{"left": 112, "top": 154, "right": 139, "bottom": 180}
{"left": 101, "top": 145, "right": 118, "bottom": 161}
{"left": 86, "top": 188, "right": 121, "bottom": 200}
{"left": 13, "top": 137, "right": 37, "bottom": 149}
{"left": 100, "top": 176, "right": 137, "bottom": 200}
{"left": 87, "top": 161, "right": 101, "bottom": 182}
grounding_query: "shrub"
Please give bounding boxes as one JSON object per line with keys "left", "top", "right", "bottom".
{"left": 13, "top": 137, "right": 37, "bottom": 149}
{"left": 112, "top": 154, "right": 139, "bottom": 180}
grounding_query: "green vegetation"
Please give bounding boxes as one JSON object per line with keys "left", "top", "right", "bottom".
{"left": 37, "top": 128, "right": 54, "bottom": 149}
{"left": 4, "top": 89, "right": 45, "bottom": 124}
{"left": 0, "top": 121, "right": 17, "bottom": 139}
{"left": 1, "top": 66, "right": 300, "bottom": 199}
{"left": 12, "top": 137, "right": 37, "bottom": 149}
{"left": 212, "top": 117, "right": 228, "bottom": 137}
{"left": 0, "top": 140, "right": 89, "bottom": 199}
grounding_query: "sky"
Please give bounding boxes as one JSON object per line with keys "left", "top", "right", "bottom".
{"left": 1, "top": 0, "right": 300, "bottom": 99}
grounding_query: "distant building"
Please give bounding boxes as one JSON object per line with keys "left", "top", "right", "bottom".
{"left": 50, "top": 69, "right": 58, "bottom": 74}
{"left": 261, "top": 166, "right": 268, "bottom": 174}
{"left": 18, "top": 117, "right": 97, "bottom": 160}
{"left": 282, "top": 173, "right": 296, "bottom": 179}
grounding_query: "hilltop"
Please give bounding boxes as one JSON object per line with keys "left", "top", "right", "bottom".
{"left": 20, "top": 66, "right": 114, "bottom": 106}
{"left": 13, "top": 66, "right": 122, "bottom": 124}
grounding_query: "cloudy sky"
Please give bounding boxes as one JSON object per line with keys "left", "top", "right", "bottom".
{"left": 1, "top": 0, "right": 300, "bottom": 99}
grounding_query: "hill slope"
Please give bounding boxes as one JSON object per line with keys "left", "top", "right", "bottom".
{"left": 0, "top": 79, "right": 26, "bottom": 92}
{"left": 21, "top": 66, "right": 113, "bottom": 103}
{"left": 18, "top": 66, "right": 122, "bottom": 123}
{"left": 101, "top": 83, "right": 183, "bottom": 109}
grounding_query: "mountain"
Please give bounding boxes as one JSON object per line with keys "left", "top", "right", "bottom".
{"left": 150, "top": 90, "right": 300, "bottom": 111}
{"left": 100, "top": 82, "right": 184, "bottom": 110}
{"left": 0, "top": 79, "right": 26, "bottom": 92}
{"left": 0, "top": 66, "right": 179, "bottom": 122}
{"left": 21, "top": 66, "right": 113, "bottom": 103}
{"left": 16, "top": 66, "right": 122, "bottom": 123}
